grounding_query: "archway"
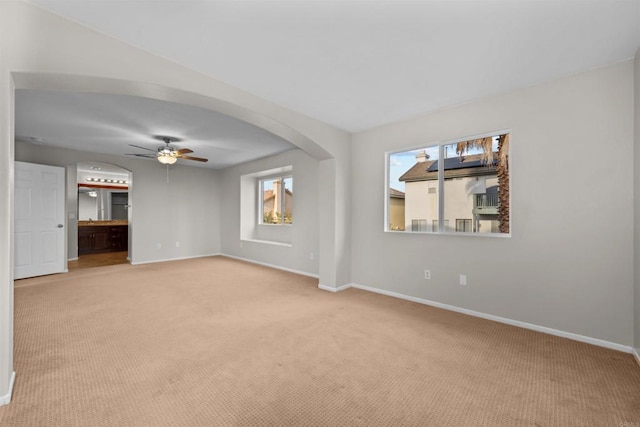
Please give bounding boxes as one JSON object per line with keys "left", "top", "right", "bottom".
{"left": 11, "top": 72, "right": 338, "bottom": 281}
{"left": 12, "top": 72, "right": 333, "bottom": 161}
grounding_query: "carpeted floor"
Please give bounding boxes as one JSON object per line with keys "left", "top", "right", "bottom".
{"left": 1, "top": 256, "right": 639, "bottom": 426}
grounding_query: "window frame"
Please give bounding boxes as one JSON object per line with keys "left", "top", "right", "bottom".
{"left": 385, "top": 129, "right": 511, "bottom": 237}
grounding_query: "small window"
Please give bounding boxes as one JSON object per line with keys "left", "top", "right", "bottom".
{"left": 387, "top": 131, "right": 510, "bottom": 235}
{"left": 260, "top": 176, "right": 293, "bottom": 225}
{"left": 456, "top": 219, "right": 472, "bottom": 232}
{"left": 411, "top": 219, "right": 427, "bottom": 232}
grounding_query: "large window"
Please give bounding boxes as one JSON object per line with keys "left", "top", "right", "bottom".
{"left": 387, "top": 131, "right": 510, "bottom": 235}
{"left": 260, "top": 176, "right": 293, "bottom": 225}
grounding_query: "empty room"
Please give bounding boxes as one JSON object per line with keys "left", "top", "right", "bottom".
{"left": 1, "top": 0, "right": 640, "bottom": 425}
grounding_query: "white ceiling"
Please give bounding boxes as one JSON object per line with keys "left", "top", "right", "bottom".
{"left": 26, "top": 0, "right": 640, "bottom": 134}
{"left": 15, "top": 90, "right": 297, "bottom": 169}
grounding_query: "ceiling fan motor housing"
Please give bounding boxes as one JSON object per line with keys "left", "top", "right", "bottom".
{"left": 157, "top": 146, "right": 176, "bottom": 156}
{"left": 157, "top": 143, "right": 178, "bottom": 164}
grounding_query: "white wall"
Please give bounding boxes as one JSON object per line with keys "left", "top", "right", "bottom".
{"left": 15, "top": 141, "right": 222, "bottom": 264}
{"left": 0, "top": 0, "right": 351, "bottom": 402}
{"left": 221, "top": 149, "right": 319, "bottom": 276}
{"left": 351, "top": 61, "right": 635, "bottom": 347}
{"left": 0, "top": 3, "right": 16, "bottom": 403}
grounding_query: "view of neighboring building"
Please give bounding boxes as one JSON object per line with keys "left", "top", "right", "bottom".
{"left": 262, "top": 179, "right": 293, "bottom": 224}
{"left": 397, "top": 150, "right": 502, "bottom": 233}
{"left": 388, "top": 188, "right": 405, "bottom": 230}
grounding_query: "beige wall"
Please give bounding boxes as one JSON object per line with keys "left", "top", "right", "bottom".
{"left": 404, "top": 181, "right": 436, "bottom": 231}
{"left": 403, "top": 176, "right": 498, "bottom": 233}
{"left": 388, "top": 197, "right": 405, "bottom": 231}
{"left": 352, "top": 61, "right": 634, "bottom": 347}
{"left": 263, "top": 183, "right": 293, "bottom": 221}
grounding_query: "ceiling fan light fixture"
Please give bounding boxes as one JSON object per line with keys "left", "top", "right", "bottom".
{"left": 157, "top": 153, "right": 178, "bottom": 165}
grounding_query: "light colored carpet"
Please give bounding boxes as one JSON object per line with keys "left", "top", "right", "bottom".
{"left": 1, "top": 256, "right": 639, "bottom": 426}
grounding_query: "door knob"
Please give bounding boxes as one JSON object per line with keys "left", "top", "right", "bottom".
{"left": 57, "top": 224, "right": 64, "bottom": 228}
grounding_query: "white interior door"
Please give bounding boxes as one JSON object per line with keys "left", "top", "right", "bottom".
{"left": 14, "top": 161, "right": 66, "bottom": 280}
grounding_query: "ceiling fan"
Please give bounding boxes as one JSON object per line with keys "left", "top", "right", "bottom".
{"left": 126, "top": 136, "right": 208, "bottom": 165}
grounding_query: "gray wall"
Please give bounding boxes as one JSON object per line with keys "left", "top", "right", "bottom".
{"left": 351, "top": 61, "right": 635, "bottom": 346}
{"left": 15, "top": 142, "right": 222, "bottom": 265}
{"left": 634, "top": 49, "right": 640, "bottom": 357}
{"left": 221, "top": 149, "right": 320, "bottom": 276}
{"left": 77, "top": 192, "right": 98, "bottom": 221}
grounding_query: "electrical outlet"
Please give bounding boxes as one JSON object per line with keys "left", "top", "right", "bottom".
{"left": 175, "top": 241, "right": 180, "bottom": 248}
{"left": 424, "top": 270, "right": 431, "bottom": 280}
{"left": 459, "top": 274, "right": 467, "bottom": 286}
{"left": 156, "top": 242, "right": 162, "bottom": 249}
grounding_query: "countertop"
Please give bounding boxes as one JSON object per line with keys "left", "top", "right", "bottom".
{"left": 78, "top": 220, "right": 128, "bottom": 227}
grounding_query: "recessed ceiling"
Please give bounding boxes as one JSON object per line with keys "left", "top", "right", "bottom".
{"left": 27, "top": 0, "right": 640, "bottom": 132}
{"left": 15, "top": 90, "right": 297, "bottom": 169}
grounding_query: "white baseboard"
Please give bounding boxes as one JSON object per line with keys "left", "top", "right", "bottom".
{"left": 221, "top": 254, "right": 319, "bottom": 279}
{"left": 318, "top": 283, "right": 352, "bottom": 293}
{"left": 348, "top": 282, "right": 633, "bottom": 354}
{"left": 68, "top": 257, "right": 78, "bottom": 262}
{"left": 240, "top": 238, "right": 292, "bottom": 248}
{"left": 0, "top": 371, "right": 16, "bottom": 406}
{"left": 129, "top": 252, "right": 318, "bottom": 279}
{"left": 130, "top": 253, "right": 221, "bottom": 266}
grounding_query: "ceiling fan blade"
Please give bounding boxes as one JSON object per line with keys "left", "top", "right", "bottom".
{"left": 178, "top": 155, "right": 208, "bottom": 163}
{"left": 176, "top": 148, "right": 193, "bottom": 155}
{"left": 128, "top": 144, "right": 157, "bottom": 152}
{"left": 126, "top": 153, "right": 156, "bottom": 158}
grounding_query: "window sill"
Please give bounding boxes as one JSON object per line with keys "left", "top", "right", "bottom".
{"left": 241, "top": 238, "right": 293, "bottom": 247}
{"left": 385, "top": 230, "right": 511, "bottom": 238}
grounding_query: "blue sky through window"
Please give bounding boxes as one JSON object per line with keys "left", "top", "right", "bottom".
{"left": 389, "top": 138, "right": 498, "bottom": 193}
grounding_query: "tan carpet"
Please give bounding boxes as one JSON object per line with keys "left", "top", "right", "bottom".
{"left": 1, "top": 256, "right": 639, "bottom": 426}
